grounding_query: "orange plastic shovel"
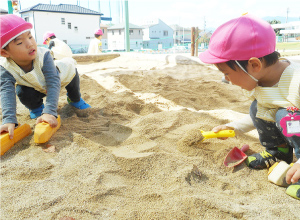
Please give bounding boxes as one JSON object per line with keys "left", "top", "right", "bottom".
{"left": 34, "top": 115, "right": 61, "bottom": 144}
{"left": 0, "top": 124, "right": 32, "bottom": 156}
{"left": 224, "top": 144, "right": 249, "bottom": 167}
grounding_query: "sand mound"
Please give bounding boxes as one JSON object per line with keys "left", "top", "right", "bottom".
{"left": 1, "top": 53, "right": 299, "bottom": 219}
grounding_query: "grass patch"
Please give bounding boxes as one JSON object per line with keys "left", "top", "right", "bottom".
{"left": 276, "top": 42, "right": 300, "bottom": 50}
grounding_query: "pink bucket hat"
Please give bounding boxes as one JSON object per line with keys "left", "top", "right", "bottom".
{"left": 43, "top": 31, "right": 55, "bottom": 44}
{"left": 94, "top": 29, "right": 103, "bottom": 35}
{"left": 0, "top": 14, "right": 33, "bottom": 48}
{"left": 199, "top": 14, "right": 276, "bottom": 64}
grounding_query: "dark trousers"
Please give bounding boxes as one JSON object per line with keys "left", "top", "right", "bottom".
{"left": 249, "top": 100, "right": 300, "bottom": 158}
{"left": 16, "top": 69, "right": 81, "bottom": 110}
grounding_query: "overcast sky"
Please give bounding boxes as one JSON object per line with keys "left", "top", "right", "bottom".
{"left": 1, "top": 0, "right": 300, "bottom": 29}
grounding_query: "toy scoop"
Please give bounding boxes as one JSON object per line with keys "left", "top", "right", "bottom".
{"left": 177, "top": 129, "right": 235, "bottom": 147}
{"left": 0, "top": 124, "right": 32, "bottom": 156}
{"left": 224, "top": 144, "right": 249, "bottom": 167}
{"left": 34, "top": 115, "right": 61, "bottom": 144}
{"left": 199, "top": 130, "right": 235, "bottom": 141}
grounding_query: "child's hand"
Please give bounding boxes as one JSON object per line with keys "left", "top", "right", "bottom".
{"left": 211, "top": 125, "right": 234, "bottom": 140}
{"left": 0, "top": 123, "right": 16, "bottom": 139}
{"left": 36, "top": 114, "right": 58, "bottom": 128}
{"left": 286, "top": 163, "right": 300, "bottom": 184}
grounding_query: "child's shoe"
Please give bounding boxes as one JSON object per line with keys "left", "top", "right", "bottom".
{"left": 246, "top": 147, "right": 293, "bottom": 169}
{"left": 67, "top": 97, "right": 91, "bottom": 109}
{"left": 29, "top": 104, "right": 44, "bottom": 119}
{"left": 286, "top": 180, "right": 300, "bottom": 200}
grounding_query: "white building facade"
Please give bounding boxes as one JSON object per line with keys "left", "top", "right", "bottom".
{"left": 272, "top": 21, "right": 300, "bottom": 42}
{"left": 107, "top": 23, "right": 143, "bottom": 51}
{"left": 19, "top": 3, "right": 107, "bottom": 52}
{"left": 170, "top": 24, "right": 192, "bottom": 46}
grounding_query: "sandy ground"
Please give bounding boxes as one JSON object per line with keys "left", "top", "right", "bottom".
{"left": 1, "top": 52, "right": 299, "bottom": 220}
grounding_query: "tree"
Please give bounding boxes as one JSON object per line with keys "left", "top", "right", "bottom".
{"left": 268, "top": 19, "right": 282, "bottom": 36}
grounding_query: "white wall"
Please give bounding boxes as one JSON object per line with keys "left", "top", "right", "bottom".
{"left": 107, "top": 29, "right": 124, "bottom": 50}
{"left": 107, "top": 28, "right": 143, "bottom": 50}
{"left": 22, "top": 11, "right": 101, "bottom": 49}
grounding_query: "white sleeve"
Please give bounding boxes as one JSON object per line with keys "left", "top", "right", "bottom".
{"left": 87, "top": 40, "right": 95, "bottom": 54}
{"left": 225, "top": 114, "right": 255, "bottom": 134}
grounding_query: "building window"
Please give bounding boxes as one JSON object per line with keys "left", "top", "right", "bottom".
{"left": 102, "top": 29, "right": 105, "bottom": 34}
{"left": 163, "top": 31, "right": 168, "bottom": 36}
{"left": 61, "top": 18, "right": 65, "bottom": 25}
{"left": 136, "top": 41, "right": 138, "bottom": 45}
{"left": 74, "top": 26, "right": 78, "bottom": 32}
{"left": 112, "top": 30, "right": 114, "bottom": 35}
{"left": 130, "top": 30, "right": 133, "bottom": 35}
{"left": 119, "top": 30, "right": 121, "bottom": 35}
{"left": 86, "top": 37, "right": 91, "bottom": 39}
{"left": 68, "top": 23, "right": 71, "bottom": 29}
{"left": 24, "top": 17, "right": 29, "bottom": 22}
{"left": 139, "top": 30, "right": 141, "bottom": 35}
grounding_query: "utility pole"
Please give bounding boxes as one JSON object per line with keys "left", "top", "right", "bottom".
{"left": 109, "top": 0, "right": 112, "bottom": 25}
{"left": 124, "top": 0, "right": 130, "bottom": 52}
{"left": 191, "top": 27, "right": 195, "bottom": 56}
{"left": 203, "top": 16, "right": 206, "bottom": 33}
{"left": 182, "top": 26, "right": 184, "bottom": 46}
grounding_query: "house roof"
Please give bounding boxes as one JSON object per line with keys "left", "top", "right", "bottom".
{"left": 169, "top": 24, "right": 191, "bottom": 31}
{"left": 140, "top": 24, "right": 156, "bottom": 28}
{"left": 100, "top": 23, "right": 109, "bottom": 28}
{"left": 108, "top": 23, "right": 143, "bottom": 30}
{"left": 0, "top": 8, "right": 8, "bottom": 14}
{"left": 19, "top": 3, "right": 103, "bottom": 16}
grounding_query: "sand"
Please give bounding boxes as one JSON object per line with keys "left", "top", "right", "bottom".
{"left": 1, "top": 53, "right": 299, "bottom": 220}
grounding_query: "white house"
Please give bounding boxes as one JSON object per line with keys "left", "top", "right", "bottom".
{"left": 272, "top": 21, "right": 300, "bottom": 42}
{"left": 170, "top": 24, "right": 192, "bottom": 46}
{"left": 107, "top": 23, "right": 143, "bottom": 51}
{"left": 100, "top": 23, "right": 109, "bottom": 50}
{"left": 138, "top": 19, "right": 174, "bottom": 50}
{"left": 18, "top": 3, "right": 110, "bottom": 52}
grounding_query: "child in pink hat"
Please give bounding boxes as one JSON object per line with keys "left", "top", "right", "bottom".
{"left": 43, "top": 31, "right": 73, "bottom": 60}
{"left": 199, "top": 14, "right": 300, "bottom": 200}
{"left": 0, "top": 15, "right": 91, "bottom": 138}
{"left": 87, "top": 29, "right": 103, "bottom": 54}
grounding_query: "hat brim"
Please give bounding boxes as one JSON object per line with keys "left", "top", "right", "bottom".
{"left": 199, "top": 49, "right": 230, "bottom": 64}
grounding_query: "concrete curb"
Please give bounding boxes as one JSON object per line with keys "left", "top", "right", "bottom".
{"left": 72, "top": 53, "right": 120, "bottom": 63}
